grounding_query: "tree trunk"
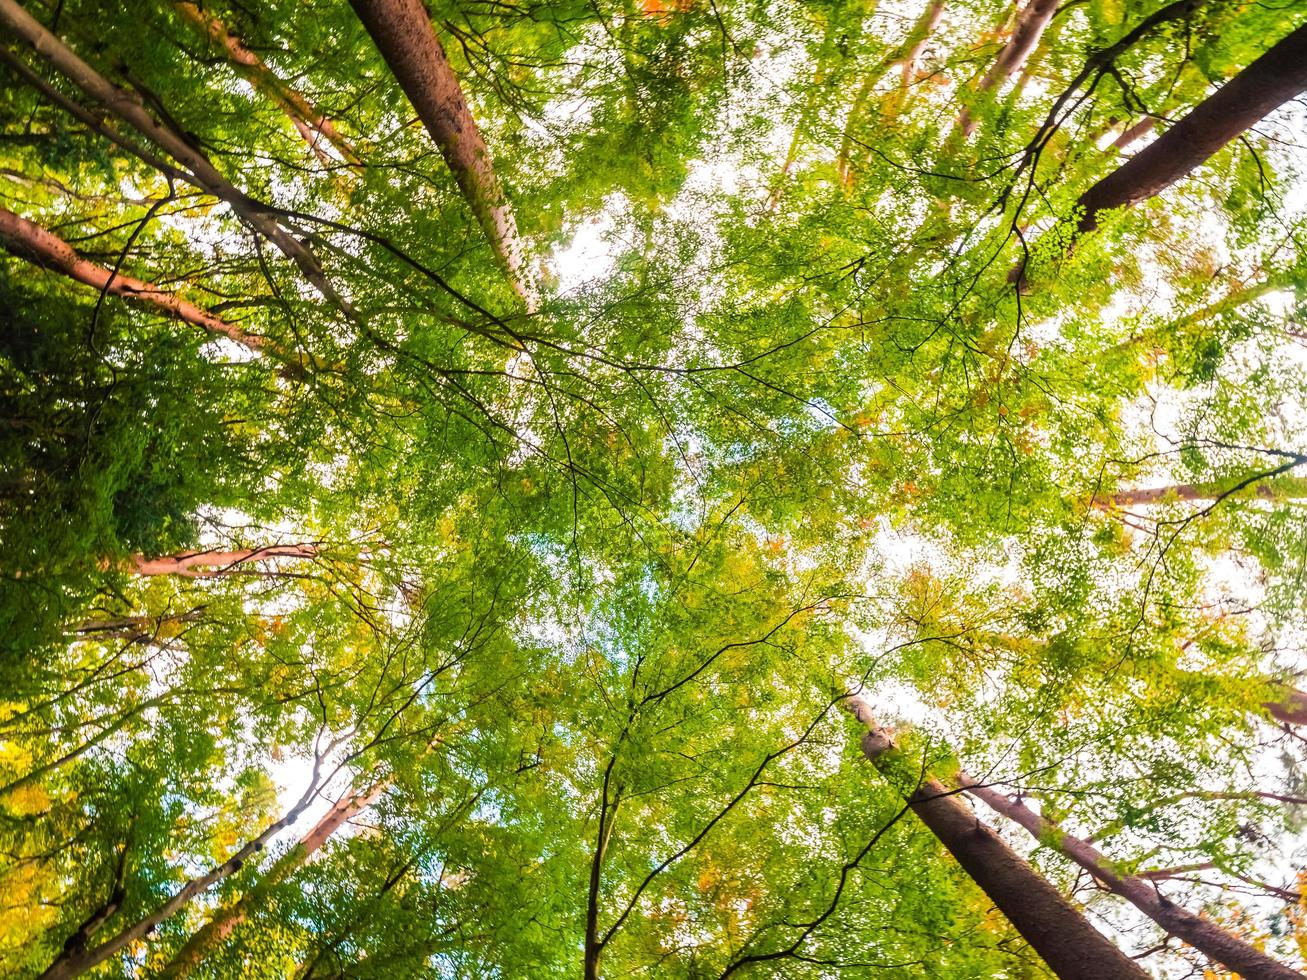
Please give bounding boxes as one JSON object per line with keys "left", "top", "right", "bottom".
{"left": 0, "top": 204, "right": 273, "bottom": 354}
{"left": 158, "top": 780, "right": 387, "bottom": 979}
{"left": 1076, "top": 20, "right": 1307, "bottom": 234}
{"left": 0, "top": 0, "right": 346, "bottom": 311}
{"left": 36, "top": 772, "right": 326, "bottom": 980}
{"left": 128, "top": 543, "right": 325, "bottom": 577}
{"left": 838, "top": 0, "right": 947, "bottom": 186}
{"left": 843, "top": 696, "right": 1148, "bottom": 980}
{"left": 173, "top": 2, "right": 360, "bottom": 166}
{"left": 956, "top": 0, "right": 1059, "bottom": 138}
{"left": 960, "top": 772, "right": 1306, "bottom": 980}
{"left": 348, "top": 0, "right": 539, "bottom": 312}
{"left": 1102, "top": 474, "right": 1307, "bottom": 508}
{"left": 1265, "top": 688, "right": 1307, "bottom": 726}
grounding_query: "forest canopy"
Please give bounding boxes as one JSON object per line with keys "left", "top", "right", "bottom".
{"left": 2, "top": 0, "right": 1307, "bottom": 976}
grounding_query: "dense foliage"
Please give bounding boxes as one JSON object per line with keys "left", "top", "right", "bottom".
{"left": 2, "top": 0, "right": 1307, "bottom": 976}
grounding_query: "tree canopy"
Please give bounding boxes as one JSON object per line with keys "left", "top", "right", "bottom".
{"left": 2, "top": 0, "right": 1307, "bottom": 976}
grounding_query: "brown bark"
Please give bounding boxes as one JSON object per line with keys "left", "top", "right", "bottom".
{"left": 960, "top": 773, "right": 1306, "bottom": 980}
{"left": 348, "top": 0, "right": 539, "bottom": 312}
{"left": 1111, "top": 117, "right": 1155, "bottom": 152}
{"left": 1076, "top": 20, "right": 1307, "bottom": 234}
{"left": 1101, "top": 475, "right": 1307, "bottom": 508}
{"left": 37, "top": 772, "right": 328, "bottom": 980}
{"left": 128, "top": 544, "right": 324, "bottom": 577}
{"left": 1265, "top": 688, "right": 1307, "bottom": 726}
{"left": 172, "top": 2, "right": 360, "bottom": 166}
{"left": 0, "top": 0, "right": 346, "bottom": 311}
{"left": 0, "top": 204, "right": 273, "bottom": 353}
{"left": 158, "top": 779, "right": 387, "bottom": 979}
{"left": 843, "top": 696, "right": 1148, "bottom": 980}
{"left": 957, "top": 0, "right": 1059, "bottom": 138}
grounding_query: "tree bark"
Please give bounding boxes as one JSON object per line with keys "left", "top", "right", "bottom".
{"left": 0, "top": 0, "right": 346, "bottom": 311}
{"left": 128, "top": 543, "right": 325, "bottom": 577}
{"left": 956, "top": 0, "right": 1059, "bottom": 138}
{"left": 843, "top": 696, "right": 1148, "bottom": 980}
{"left": 1076, "top": 20, "right": 1307, "bottom": 234}
{"left": 157, "top": 779, "right": 387, "bottom": 979}
{"left": 348, "top": 0, "right": 539, "bottom": 312}
{"left": 960, "top": 772, "right": 1306, "bottom": 980}
{"left": 837, "top": 0, "right": 947, "bottom": 186}
{"left": 1265, "top": 688, "right": 1307, "bottom": 726}
{"left": 173, "top": 2, "right": 360, "bottom": 166}
{"left": 1102, "top": 475, "right": 1307, "bottom": 508}
{"left": 0, "top": 204, "right": 273, "bottom": 354}
{"left": 36, "top": 771, "right": 327, "bottom": 980}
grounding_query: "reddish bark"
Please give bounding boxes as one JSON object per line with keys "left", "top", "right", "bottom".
{"left": 0, "top": 204, "right": 271, "bottom": 353}
{"left": 158, "top": 780, "right": 388, "bottom": 979}
{"left": 843, "top": 697, "right": 1148, "bottom": 980}
{"left": 37, "top": 774, "right": 327, "bottom": 980}
{"left": 1076, "top": 21, "right": 1307, "bottom": 234}
{"left": 128, "top": 544, "right": 324, "bottom": 577}
{"left": 349, "top": 0, "right": 539, "bottom": 311}
{"left": 173, "top": 2, "right": 360, "bottom": 166}
{"left": 960, "top": 772, "right": 1305, "bottom": 980}
{"left": 957, "top": 0, "right": 1059, "bottom": 138}
{"left": 1265, "top": 688, "right": 1307, "bottom": 726}
{"left": 0, "top": 0, "right": 345, "bottom": 311}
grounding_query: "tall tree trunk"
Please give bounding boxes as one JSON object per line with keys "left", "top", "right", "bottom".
{"left": 959, "top": 771, "right": 1306, "bottom": 980}
{"left": 842, "top": 696, "right": 1149, "bottom": 980}
{"left": 956, "top": 0, "right": 1059, "bottom": 139}
{"left": 36, "top": 771, "right": 328, "bottom": 980}
{"left": 0, "top": 204, "right": 274, "bottom": 355}
{"left": 1076, "top": 20, "right": 1307, "bottom": 234}
{"left": 1101, "top": 474, "right": 1307, "bottom": 508}
{"left": 172, "top": 2, "right": 360, "bottom": 166}
{"left": 128, "top": 543, "right": 326, "bottom": 577}
{"left": 348, "top": 0, "right": 539, "bottom": 312}
{"left": 0, "top": 0, "right": 346, "bottom": 311}
{"left": 837, "top": 0, "right": 947, "bottom": 186}
{"left": 157, "top": 779, "right": 387, "bottom": 979}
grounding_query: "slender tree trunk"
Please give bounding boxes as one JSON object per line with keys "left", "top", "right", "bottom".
{"left": 172, "top": 2, "right": 360, "bottom": 166}
{"left": 1076, "top": 20, "right": 1307, "bottom": 234}
{"left": 128, "top": 543, "right": 325, "bottom": 577}
{"left": 959, "top": 772, "right": 1306, "bottom": 980}
{"left": 956, "top": 0, "right": 1059, "bottom": 138}
{"left": 158, "top": 780, "right": 387, "bottom": 979}
{"left": 0, "top": 0, "right": 345, "bottom": 311}
{"left": 348, "top": 0, "right": 539, "bottom": 312}
{"left": 842, "top": 696, "right": 1149, "bottom": 980}
{"left": 837, "top": 0, "right": 947, "bottom": 187}
{"left": 1102, "top": 475, "right": 1307, "bottom": 508}
{"left": 36, "top": 771, "right": 327, "bottom": 980}
{"left": 0, "top": 204, "right": 273, "bottom": 354}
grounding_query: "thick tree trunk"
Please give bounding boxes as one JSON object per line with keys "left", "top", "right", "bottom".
{"left": 129, "top": 544, "right": 325, "bottom": 577}
{"left": 173, "top": 2, "right": 360, "bottom": 166}
{"left": 957, "top": 0, "right": 1059, "bottom": 138}
{"left": 0, "top": 0, "right": 345, "bottom": 311}
{"left": 348, "top": 0, "right": 539, "bottom": 312}
{"left": 36, "top": 774, "right": 326, "bottom": 980}
{"left": 1076, "top": 20, "right": 1307, "bottom": 234}
{"left": 960, "top": 773, "right": 1306, "bottom": 980}
{"left": 843, "top": 696, "right": 1148, "bottom": 980}
{"left": 158, "top": 780, "right": 387, "bottom": 979}
{"left": 1265, "top": 688, "right": 1307, "bottom": 726}
{"left": 0, "top": 204, "right": 273, "bottom": 353}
